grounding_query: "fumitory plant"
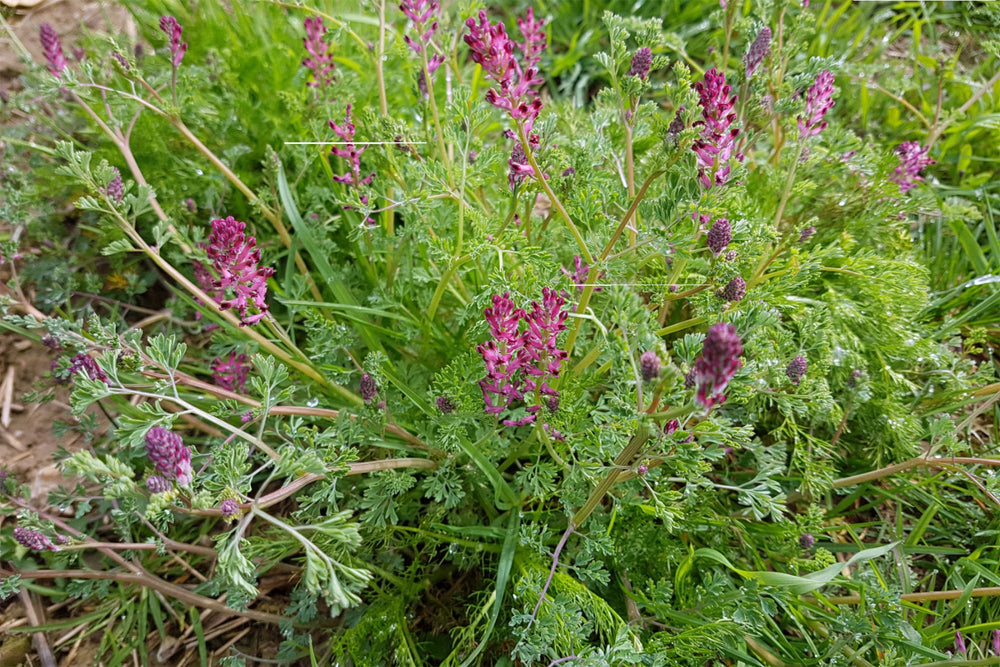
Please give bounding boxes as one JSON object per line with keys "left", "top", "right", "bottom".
{"left": 1, "top": 0, "right": 998, "bottom": 664}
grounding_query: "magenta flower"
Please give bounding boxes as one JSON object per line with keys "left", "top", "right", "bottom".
{"left": 145, "top": 426, "right": 193, "bottom": 486}
{"left": 13, "top": 526, "right": 58, "bottom": 552}
{"left": 744, "top": 27, "right": 771, "bottom": 78}
{"left": 106, "top": 167, "right": 124, "bottom": 204}
{"left": 158, "top": 16, "right": 187, "bottom": 67}
{"left": 561, "top": 255, "right": 602, "bottom": 293}
{"left": 692, "top": 68, "right": 742, "bottom": 188}
{"left": 629, "top": 47, "right": 653, "bottom": 80}
{"left": 955, "top": 632, "right": 967, "bottom": 656}
{"left": 992, "top": 628, "right": 1000, "bottom": 656}
{"left": 329, "top": 105, "right": 376, "bottom": 222}
{"left": 890, "top": 141, "right": 934, "bottom": 194}
{"left": 666, "top": 106, "right": 686, "bottom": 145}
{"left": 693, "top": 322, "right": 743, "bottom": 409}
{"left": 478, "top": 293, "right": 525, "bottom": 415}
{"left": 516, "top": 9, "right": 546, "bottom": 70}
{"left": 640, "top": 351, "right": 661, "bottom": 381}
{"left": 39, "top": 23, "right": 68, "bottom": 77}
{"left": 786, "top": 356, "right": 807, "bottom": 385}
{"left": 220, "top": 499, "right": 240, "bottom": 517}
{"left": 464, "top": 10, "right": 545, "bottom": 131}
{"left": 211, "top": 351, "right": 250, "bottom": 393}
{"left": 302, "top": 16, "right": 336, "bottom": 92}
{"left": 799, "top": 226, "right": 816, "bottom": 243}
{"left": 798, "top": 70, "right": 835, "bottom": 140}
{"left": 519, "top": 287, "right": 569, "bottom": 389}
{"left": 400, "top": 0, "right": 444, "bottom": 96}
{"left": 205, "top": 217, "right": 274, "bottom": 326}
{"left": 706, "top": 218, "right": 732, "bottom": 255}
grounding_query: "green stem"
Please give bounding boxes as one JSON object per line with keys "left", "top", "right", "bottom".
{"left": 376, "top": 0, "right": 389, "bottom": 116}
{"left": 571, "top": 422, "right": 650, "bottom": 527}
{"left": 655, "top": 316, "right": 705, "bottom": 338}
{"left": 601, "top": 170, "right": 665, "bottom": 261}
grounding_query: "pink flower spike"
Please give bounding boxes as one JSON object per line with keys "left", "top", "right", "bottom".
{"left": 106, "top": 167, "right": 124, "bottom": 204}
{"left": 158, "top": 16, "right": 187, "bottom": 67}
{"left": 302, "top": 16, "right": 336, "bottom": 90}
{"left": 205, "top": 216, "right": 275, "bottom": 326}
{"left": 211, "top": 351, "right": 250, "bottom": 393}
{"left": 516, "top": 8, "right": 546, "bottom": 70}
{"left": 890, "top": 141, "right": 934, "bottom": 194}
{"left": 691, "top": 68, "right": 741, "bottom": 189}
{"left": 13, "top": 526, "right": 58, "bottom": 552}
{"left": 693, "top": 322, "right": 743, "bottom": 409}
{"left": 743, "top": 27, "right": 771, "bottom": 78}
{"left": 39, "top": 23, "right": 68, "bottom": 77}
{"left": 629, "top": 47, "right": 652, "bottom": 80}
{"left": 798, "top": 70, "right": 835, "bottom": 140}
{"left": 145, "top": 426, "right": 193, "bottom": 486}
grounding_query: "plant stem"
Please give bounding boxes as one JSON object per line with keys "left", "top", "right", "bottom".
{"left": 601, "top": 170, "right": 664, "bottom": 261}
{"left": 830, "top": 456, "right": 1000, "bottom": 489}
{"left": 376, "top": 0, "right": 389, "bottom": 116}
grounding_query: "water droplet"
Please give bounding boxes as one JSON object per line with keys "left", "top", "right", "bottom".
{"left": 195, "top": 168, "right": 203, "bottom": 175}
{"left": 307, "top": 397, "right": 319, "bottom": 408}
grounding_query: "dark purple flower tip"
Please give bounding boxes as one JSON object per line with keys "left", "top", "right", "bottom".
{"left": 706, "top": 218, "right": 732, "bottom": 255}
{"left": 211, "top": 351, "right": 250, "bottom": 393}
{"left": 683, "top": 368, "right": 696, "bottom": 388}
{"left": 693, "top": 322, "right": 743, "bottom": 409}
{"left": 13, "top": 526, "right": 58, "bottom": 552}
{"left": 637, "top": 463, "right": 648, "bottom": 476}
{"left": 546, "top": 395, "right": 559, "bottom": 413}
{"left": 666, "top": 106, "right": 685, "bottom": 145}
{"left": 720, "top": 276, "right": 747, "bottom": 302}
{"left": 786, "top": 356, "right": 807, "bottom": 385}
{"left": 743, "top": 27, "right": 772, "bottom": 78}
{"left": 145, "top": 474, "right": 172, "bottom": 494}
{"left": 39, "top": 23, "right": 68, "bottom": 77}
{"left": 360, "top": 373, "right": 378, "bottom": 403}
{"left": 628, "top": 47, "right": 652, "bottom": 80}
{"left": 436, "top": 396, "right": 455, "bottom": 414}
{"left": 106, "top": 168, "right": 124, "bottom": 204}
{"left": 639, "top": 351, "right": 661, "bottom": 382}
{"left": 847, "top": 368, "right": 864, "bottom": 389}
{"left": 799, "top": 226, "right": 816, "bottom": 243}
{"left": 663, "top": 418, "right": 680, "bottom": 436}
{"left": 798, "top": 70, "right": 835, "bottom": 140}
{"left": 112, "top": 52, "right": 130, "bottom": 71}
{"left": 799, "top": 533, "right": 815, "bottom": 550}
{"left": 145, "top": 426, "right": 193, "bottom": 485}
{"left": 158, "top": 15, "right": 188, "bottom": 67}
{"left": 220, "top": 499, "right": 240, "bottom": 517}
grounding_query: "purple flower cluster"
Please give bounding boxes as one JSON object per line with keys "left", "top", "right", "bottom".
{"left": 302, "top": 17, "right": 336, "bottom": 92}
{"left": 890, "top": 141, "right": 934, "bottom": 194}
{"left": 220, "top": 499, "right": 240, "bottom": 517}
{"left": 706, "top": 218, "right": 732, "bottom": 255}
{"left": 436, "top": 396, "right": 456, "bottom": 413}
{"left": 401, "top": 0, "right": 444, "bottom": 95}
{"left": 329, "top": 105, "right": 376, "bottom": 223}
{"left": 693, "top": 322, "right": 743, "bottom": 409}
{"left": 145, "top": 426, "right": 193, "bottom": 486}
{"left": 13, "top": 526, "right": 58, "bottom": 552}
{"left": 39, "top": 23, "right": 68, "bottom": 77}
{"left": 640, "top": 351, "right": 661, "bottom": 382}
{"left": 786, "top": 356, "right": 807, "bottom": 385}
{"left": 107, "top": 168, "right": 124, "bottom": 204}
{"left": 743, "top": 27, "right": 771, "bottom": 78}
{"left": 560, "top": 255, "right": 602, "bottom": 293}
{"left": 205, "top": 217, "right": 274, "bottom": 326}
{"left": 692, "top": 68, "right": 742, "bottom": 189}
{"left": 798, "top": 70, "right": 835, "bottom": 140}
{"left": 360, "top": 373, "right": 378, "bottom": 403}
{"left": 508, "top": 134, "right": 539, "bottom": 190}
{"left": 145, "top": 474, "right": 172, "bottom": 493}
{"left": 799, "top": 226, "right": 816, "bottom": 243}
{"left": 464, "top": 9, "right": 546, "bottom": 132}
{"left": 477, "top": 289, "right": 568, "bottom": 427}
{"left": 628, "top": 47, "right": 652, "bottom": 80}
{"left": 66, "top": 352, "right": 109, "bottom": 384}
{"left": 720, "top": 276, "right": 746, "bottom": 302}
{"left": 158, "top": 16, "right": 187, "bottom": 67}
{"left": 666, "top": 106, "right": 685, "bottom": 145}
{"left": 211, "top": 351, "right": 250, "bottom": 393}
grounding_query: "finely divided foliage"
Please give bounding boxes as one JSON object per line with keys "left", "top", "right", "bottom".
{"left": 1, "top": 0, "right": 998, "bottom": 664}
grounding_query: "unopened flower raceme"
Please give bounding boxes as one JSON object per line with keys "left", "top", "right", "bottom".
{"left": 205, "top": 216, "right": 275, "bottom": 325}
{"left": 786, "top": 356, "right": 808, "bottom": 385}
{"left": 13, "top": 526, "right": 58, "bottom": 552}
{"left": 890, "top": 141, "right": 934, "bottom": 194}
{"left": 720, "top": 276, "right": 746, "bottom": 302}
{"left": 145, "top": 426, "right": 193, "bottom": 486}
{"left": 478, "top": 293, "right": 526, "bottom": 414}
{"left": 106, "top": 168, "right": 124, "bottom": 204}
{"left": 39, "top": 23, "right": 68, "bottom": 77}
{"left": 706, "top": 218, "right": 732, "bottom": 255}
{"left": 220, "top": 499, "right": 240, "bottom": 517}
{"left": 360, "top": 373, "right": 378, "bottom": 403}
{"left": 158, "top": 16, "right": 187, "bottom": 67}
{"left": 743, "top": 27, "right": 771, "bottom": 78}
{"left": 693, "top": 322, "right": 743, "bottom": 408}
{"left": 145, "top": 474, "right": 172, "bottom": 494}
{"left": 302, "top": 17, "right": 336, "bottom": 91}
{"left": 692, "top": 68, "right": 742, "bottom": 188}
{"left": 436, "top": 396, "right": 455, "bottom": 414}
{"left": 798, "top": 70, "right": 835, "bottom": 139}
{"left": 640, "top": 351, "right": 661, "bottom": 381}
{"left": 629, "top": 47, "right": 652, "bottom": 80}
{"left": 66, "top": 352, "right": 109, "bottom": 384}
{"left": 799, "top": 226, "right": 816, "bottom": 243}
{"left": 211, "top": 351, "right": 250, "bottom": 393}
{"left": 561, "top": 255, "right": 603, "bottom": 293}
